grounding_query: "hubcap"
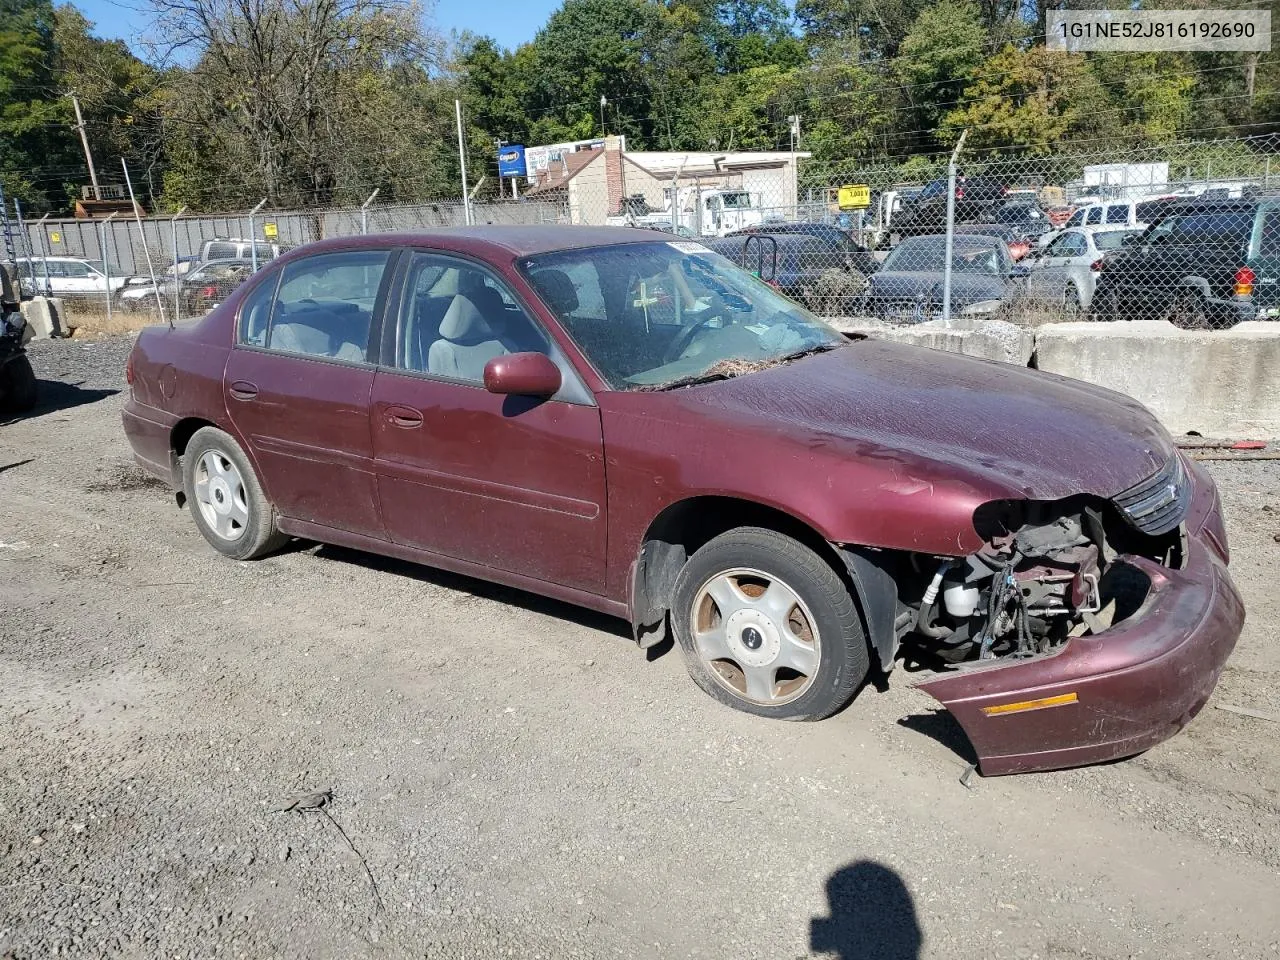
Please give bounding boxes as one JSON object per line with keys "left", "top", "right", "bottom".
{"left": 691, "top": 568, "right": 820, "bottom": 706}
{"left": 193, "top": 449, "right": 249, "bottom": 542}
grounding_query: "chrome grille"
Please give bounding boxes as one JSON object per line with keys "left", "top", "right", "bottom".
{"left": 1113, "top": 455, "right": 1189, "bottom": 536}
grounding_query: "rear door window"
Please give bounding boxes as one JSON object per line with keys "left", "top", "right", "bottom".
{"left": 1084, "top": 207, "right": 1103, "bottom": 225}
{"left": 1105, "top": 205, "right": 1130, "bottom": 224}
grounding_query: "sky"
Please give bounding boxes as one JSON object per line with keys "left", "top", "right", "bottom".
{"left": 72, "top": 0, "right": 559, "bottom": 55}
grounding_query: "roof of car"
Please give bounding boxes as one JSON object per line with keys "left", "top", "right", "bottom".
{"left": 292, "top": 225, "right": 676, "bottom": 261}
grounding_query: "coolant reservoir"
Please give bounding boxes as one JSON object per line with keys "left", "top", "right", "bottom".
{"left": 943, "top": 582, "right": 980, "bottom": 618}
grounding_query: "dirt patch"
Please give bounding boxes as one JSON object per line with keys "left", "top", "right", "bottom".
{"left": 85, "top": 461, "right": 170, "bottom": 493}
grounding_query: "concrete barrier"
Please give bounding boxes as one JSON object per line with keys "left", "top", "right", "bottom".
{"left": 1034, "top": 321, "right": 1280, "bottom": 439}
{"left": 830, "top": 317, "right": 1036, "bottom": 366}
{"left": 20, "top": 297, "right": 67, "bottom": 339}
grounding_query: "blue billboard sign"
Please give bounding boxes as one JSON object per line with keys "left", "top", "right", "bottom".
{"left": 498, "top": 145, "right": 527, "bottom": 178}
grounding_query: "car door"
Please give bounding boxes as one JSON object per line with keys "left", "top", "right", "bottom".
{"left": 370, "top": 250, "right": 608, "bottom": 594}
{"left": 57, "top": 260, "right": 99, "bottom": 297}
{"left": 1026, "top": 231, "right": 1081, "bottom": 301}
{"left": 223, "top": 247, "right": 395, "bottom": 538}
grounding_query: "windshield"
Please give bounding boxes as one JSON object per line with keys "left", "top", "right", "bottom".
{"left": 520, "top": 241, "right": 846, "bottom": 390}
{"left": 882, "top": 236, "right": 1009, "bottom": 275}
{"left": 1094, "top": 229, "right": 1140, "bottom": 251}
{"left": 721, "top": 192, "right": 752, "bottom": 208}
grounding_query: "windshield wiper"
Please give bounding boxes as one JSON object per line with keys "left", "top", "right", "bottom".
{"left": 776, "top": 342, "right": 843, "bottom": 364}
{"left": 645, "top": 370, "right": 735, "bottom": 391}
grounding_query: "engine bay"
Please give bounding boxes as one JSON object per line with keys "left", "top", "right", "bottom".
{"left": 899, "top": 498, "right": 1183, "bottom": 667}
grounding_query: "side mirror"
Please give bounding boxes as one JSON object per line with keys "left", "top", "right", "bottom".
{"left": 484, "top": 352, "right": 562, "bottom": 398}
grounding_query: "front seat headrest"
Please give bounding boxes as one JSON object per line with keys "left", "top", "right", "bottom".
{"left": 534, "top": 269, "right": 579, "bottom": 315}
{"left": 438, "top": 295, "right": 493, "bottom": 343}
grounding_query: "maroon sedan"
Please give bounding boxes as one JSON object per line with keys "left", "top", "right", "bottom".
{"left": 122, "top": 226, "right": 1243, "bottom": 775}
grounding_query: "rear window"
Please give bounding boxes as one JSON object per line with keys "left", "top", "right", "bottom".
{"left": 1255, "top": 208, "right": 1280, "bottom": 258}
{"left": 1094, "top": 230, "right": 1139, "bottom": 251}
{"left": 1168, "top": 210, "right": 1253, "bottom": 241}
{"left": 205, "top": 242, "right": 238, "bottom": 260}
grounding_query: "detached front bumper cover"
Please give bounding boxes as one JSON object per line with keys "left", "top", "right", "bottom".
{"left": 915, "top": 537, "right": 1243, "bottom": 776}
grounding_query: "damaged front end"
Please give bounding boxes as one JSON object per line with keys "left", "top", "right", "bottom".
{"left": 850, "top": 454, "right": 1243, "bottom": 776}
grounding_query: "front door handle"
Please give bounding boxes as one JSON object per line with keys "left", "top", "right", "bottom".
{"left": 385, "top": 405, "right": 423, "bottom": 428}
{"left": 229, "top": 380, "right": 258, "bottom": 401}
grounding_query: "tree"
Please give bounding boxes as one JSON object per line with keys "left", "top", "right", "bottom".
{"left": 941, "top": 44, "right": 1107, "bottom": 155}
{"left": 154, "top": 0, "right": 450, "bottom": 208}
{"left": 0, "top": 0, "right": 80, "bottom": 210}
{"left": 894, "top": 1, "right": 986, "bottom": 144}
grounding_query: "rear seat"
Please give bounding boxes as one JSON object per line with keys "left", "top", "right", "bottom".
{"left": 269, "top": 300, "right": 370, "bottom": 359}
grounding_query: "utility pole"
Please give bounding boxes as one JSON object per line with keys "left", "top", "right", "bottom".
{"left": 71, "top": 95, "right": 100, "bottom": 201}
{"left": 787, "top": 115, "right": 801, "bottom": 221}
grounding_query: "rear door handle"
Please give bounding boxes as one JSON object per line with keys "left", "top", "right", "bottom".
{"left": 386, "top": 405, "right": 423, "bottom": 428}
{"left": 229, "top": 380, "right": 258, "bottom": 401}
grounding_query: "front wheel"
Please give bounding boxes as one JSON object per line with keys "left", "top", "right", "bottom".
{"left": 671, "top": 527, "right": 869, "bottom": 721}
{"left": 181, "top": 427, "right": 288, "bottom": 560}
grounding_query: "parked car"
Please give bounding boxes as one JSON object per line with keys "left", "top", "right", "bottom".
{"left": 122, "top": 226, "right": 1242, "bottom": 776}
{"left": 953, "top": 222, "right": 1034, "bottom": 261}
{"left": 1018, "top": 226, "right": 1144, "bottom": 315}
{"left": 703, "top": 232, "right": 867, "bottom": 315}
{"left": 198, "top": 238, "right": 285, "bottom": 264}
{"left": 891, "top": 176, "right": 1009, "bottom": 239}
{"left": 16, "top": 256, "right": 127, "bottom": 300}
{"left": 862, "top": 233, "right": 1017, "bottom": 320}
{"left": 1091, "top": 196, "right": 1280, "bottom": 328}
{"left": 725, "top": 222, "right": 880, "bottom": 277}
{"left": 1046, "top": 196, "right": 1179, "bottom": 245}
{"left": 989, "top": 201, "right": 1054, "bottom": 239}
{"left": 118, "top": 258, "right": 257, "bottom": 314}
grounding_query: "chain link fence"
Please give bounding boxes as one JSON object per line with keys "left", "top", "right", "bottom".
{"left": 12, "top": 132, "right": 1280, "bottom": 331}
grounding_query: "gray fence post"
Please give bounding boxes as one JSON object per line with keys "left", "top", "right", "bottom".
{"left": 34, "top": 214, "right": 51, "bottom": 295}
{"left": 941, "top": 129, "right": 968, "bottom": 329}
{"left": 360, "top": 189, "right": 380, "bottom": 235}
{"left": 99, "top": 212, "right": 119, "bottom": 326}
{"left": 247, "top": 198, "right": 267, "bottom": 273}
{"left": 171, "top": 206, "right": 187, "bottom": 323}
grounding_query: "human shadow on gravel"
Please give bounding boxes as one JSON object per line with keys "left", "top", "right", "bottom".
{"left": 810, "top": 860, "right": 922, "bottom": 959}
{"left": 1, "top": 379, "right": 118, "bottom": 425}
{"left": 306, "top": 543, "right": 633, "bottom": 639}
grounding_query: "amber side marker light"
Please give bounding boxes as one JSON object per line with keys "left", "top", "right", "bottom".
{"left": 981, "top": 692, "right": 1079, "bottom": 716}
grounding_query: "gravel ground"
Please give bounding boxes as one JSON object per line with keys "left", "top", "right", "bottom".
{"left": 2, "top": 335, "right": 1279, "bottom": 960}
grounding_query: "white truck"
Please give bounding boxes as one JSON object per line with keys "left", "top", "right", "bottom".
{"left": 608, "top": 188, "right": 764, "bottom": 238}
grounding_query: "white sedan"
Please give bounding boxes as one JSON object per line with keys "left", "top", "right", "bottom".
{"left": 1018, "top": 226, "right": 1143, "bottom": 315}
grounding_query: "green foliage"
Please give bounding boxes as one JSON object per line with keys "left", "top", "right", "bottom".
{"left": 0, "top": 0, "right": 1275, "bottom": 214}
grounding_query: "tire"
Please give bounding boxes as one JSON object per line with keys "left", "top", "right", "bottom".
{"left": 0, "top": 354, "right": 37, "bottom": 413}
{"left": 181, "top": 426, "right": 288, "bottom": 560}
{"left": 670, "top": 527, "right": 869, "bottom": 721}
{"left": 1168, "top": 292, "right": 1210, "bottom": 331}
{"left": 1090, "top": 284, "right": 1119, "bottom": 322}
{"left": 1062, "top": 285, "right": 1082, "bottom": 320}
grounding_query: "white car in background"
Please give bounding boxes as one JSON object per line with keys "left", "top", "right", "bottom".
{"left": 16, "top": 256, "right": 128, "bottom": 299}
{"left": 1018, "top": 225, "right": 1144, "bottom": 315}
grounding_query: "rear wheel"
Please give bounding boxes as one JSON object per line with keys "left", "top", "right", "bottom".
{"left": 1062, "top": 285, "right": 1082, "bottom": 320}
{"left": 0, "top": 354, "right": 37, "bottom": 413}
{"left": 1090, "top": 284, "right": 1120, "bottom": 322}
{"left": 1168, "top": 292, "right": 1210, "bottom": 331}
{"left": 671, "top": 527, "right": 869, "bottom": 721}
{"left": 181, "top": 427, "right": 288, "bottom": 560}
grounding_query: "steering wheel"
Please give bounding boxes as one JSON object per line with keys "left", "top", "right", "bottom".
{"left": 662, "top": 302, "right": 726, "bottom": 363}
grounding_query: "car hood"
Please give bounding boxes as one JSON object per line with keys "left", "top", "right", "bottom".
{"left": 680, "top": 340, "right": 1173, "bottom": 501}
{"left": 868, "top": 271, "right": 1008, "bottom": 305}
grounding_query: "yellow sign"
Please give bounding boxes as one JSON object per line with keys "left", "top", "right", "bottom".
{"left": 837, "top": 184, "right": 871, "bottom": 210}
{"left": 49, "top": 231, "right": 62, "bottom": 244}
{"left": 262, "top": 222, "right": 278, "bottom": 239}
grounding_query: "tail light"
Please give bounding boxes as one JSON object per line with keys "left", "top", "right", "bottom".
{"left": 955, "top": 188, "right": 965, "bottom": 200}
{"left": 1090, "top": 258, "right": 1105, "bottom": 272}
{"left": 1233, "top": 267, "right": 1256, "bottom": 296}
{"left": 125, "top": 352, "right": 135, "bottom": 386}
{"left": 200, "top": 285, "right": 218, "bottom": 299}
